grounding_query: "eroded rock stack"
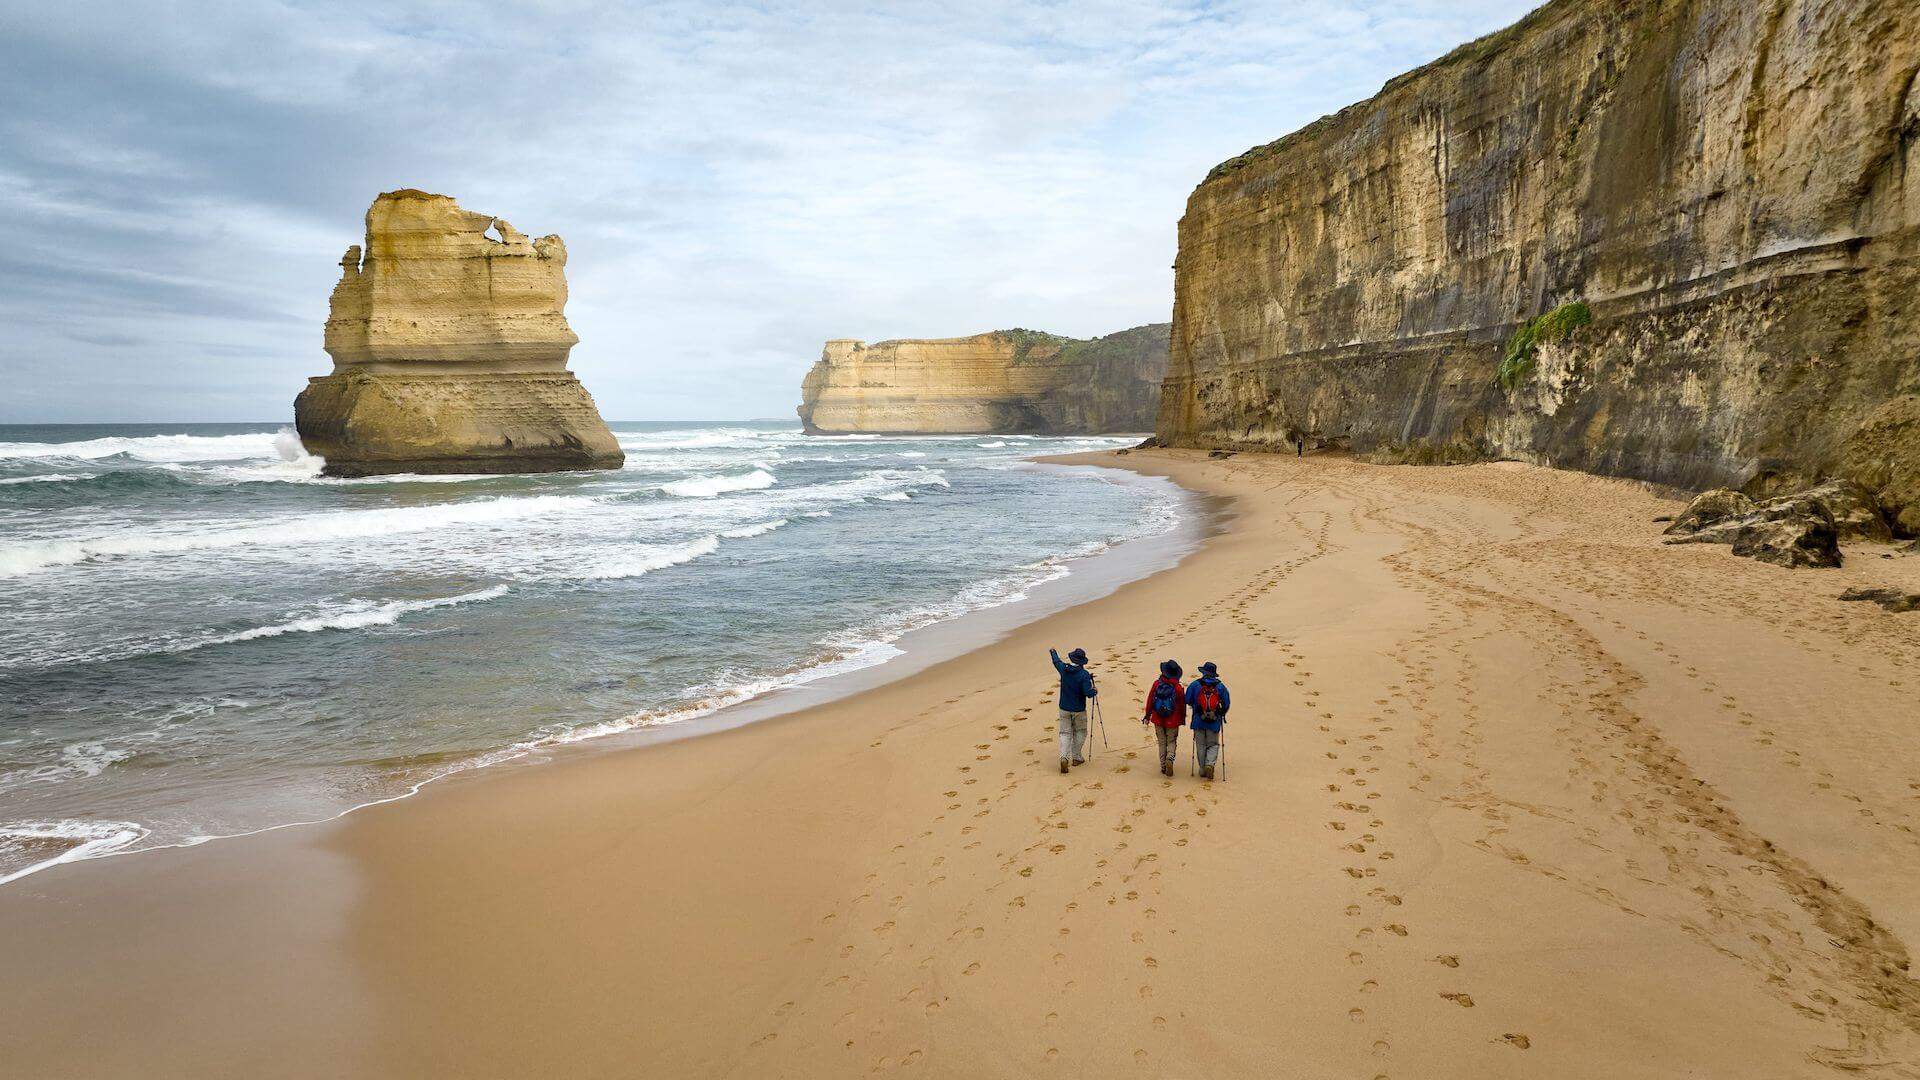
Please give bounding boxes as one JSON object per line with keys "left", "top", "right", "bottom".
{"left": 797, "top": 325, "right": 1168, "bottom": 435}
{"left": 1157, "top": 0, "right": 1920, "bottom": 535}
{"left": 295, "top": 190, "right": 623, "bottom": 476}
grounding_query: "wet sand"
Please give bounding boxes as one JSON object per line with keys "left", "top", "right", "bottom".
{"left": 4, "top": 448, "right": 1919, "bottom": 1078}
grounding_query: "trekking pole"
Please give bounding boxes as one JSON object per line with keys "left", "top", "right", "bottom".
{"left": 1219, "top": 722, "right": 1227, "bottom": 781}
{"left": 1095, "top": 698, "right": 1109, "bottom": 750}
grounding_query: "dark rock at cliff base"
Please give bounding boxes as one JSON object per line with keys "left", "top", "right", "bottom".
{"left": 1662, "top": 490, "right": 1755, "bottom": 536}
{"left": 1766, "top": 481, "right": 1893, "bottom": 544}
{"left": 1661, "top": 483, "right": 1890, "bottom": 568}
{"left": 1839, "top": 587, "right": 1920, "bottom": 613}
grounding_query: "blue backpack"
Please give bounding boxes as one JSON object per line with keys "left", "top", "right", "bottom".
{"left": 1150, "top": 680, "right": 1181, "bottom": 719}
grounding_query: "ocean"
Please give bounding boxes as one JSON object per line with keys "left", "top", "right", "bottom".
{"left": 0, "top": 421, "right": 1186, "bottom": 883}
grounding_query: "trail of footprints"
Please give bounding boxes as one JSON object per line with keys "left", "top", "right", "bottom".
{"left": 746, "top": 455, "right": 1920, "bottom": 1073}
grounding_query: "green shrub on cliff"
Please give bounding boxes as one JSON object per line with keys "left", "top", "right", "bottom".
{"left": 1499, "top": 301, "right": 1591, "bottom": 391}
{"left": 1000, "top": 328, "right": 1072, "bottom": 365}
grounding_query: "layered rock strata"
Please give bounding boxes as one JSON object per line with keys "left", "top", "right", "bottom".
{"left": 1157, "top": 0, "right": 1920, "bottom": 534}
{"left": 797, "top": 325, "right": 1168, "bottom": 435}
{"left": 295, "top": 190, "right": 622, "bottom": 476}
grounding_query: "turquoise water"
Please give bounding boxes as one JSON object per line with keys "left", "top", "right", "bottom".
{"left": 0, "top": 421, "right": 1182, "bottom": 881}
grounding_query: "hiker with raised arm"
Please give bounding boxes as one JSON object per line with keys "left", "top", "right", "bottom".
{"left": 1142, "top": 660, "right": 1186, "bottom": 777}
{"left": 1186, "top": 661, "right": 1230, "bottom": 780}
{"left": 1049, "top": 647, "right": 1097, "bottom": 773}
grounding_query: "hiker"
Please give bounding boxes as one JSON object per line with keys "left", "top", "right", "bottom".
{"left": 1186, "top": 661, "right": 1231, "bottom": 779}
{"left": 1142, "top": 659, "right": 1186, "bottom": 776}
{"left": 1049, "top": 647, "right": 1098, "bottom": 773}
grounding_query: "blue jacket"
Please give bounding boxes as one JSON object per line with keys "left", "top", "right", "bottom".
{"left": 1186, "top": 677, "right": 1230, "bottom": 731}
{"left": 1050, "top": 650, "right": 1098, "bottom": 712}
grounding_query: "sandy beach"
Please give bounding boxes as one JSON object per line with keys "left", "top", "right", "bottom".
{"left": 5, "top": 447, "right": 1919, "bottom": 1078}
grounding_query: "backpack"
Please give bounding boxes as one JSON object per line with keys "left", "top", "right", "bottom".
{"left": 1194, "top": 680, "right": 1224, "bottom": 721}
{"left": 1150, "top": 680, "right": 1181, "bottom": 719}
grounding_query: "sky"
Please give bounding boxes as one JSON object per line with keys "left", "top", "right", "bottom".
{"left": 0, "top": 0, "right": 1538, "bottom": 423}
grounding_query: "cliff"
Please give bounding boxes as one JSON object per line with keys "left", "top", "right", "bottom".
{"left": 797, "top": 324, "right": 1168, "bottom": 434}
{"left": 1158, "top": 0, "right": 1920, "bottom": 534}
{"left": 294, "top": 190, "right": 623, "bottom": 476}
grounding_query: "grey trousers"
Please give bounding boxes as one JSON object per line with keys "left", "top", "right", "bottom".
{"left": 1058, "top": 710, "right": 1089, "bottom": 762}
{"left": 1194, "top": 727, "right": 1222, "bottom": 769}
{"left": 1153, "top": 724, "right": 1179, "bottom": 766}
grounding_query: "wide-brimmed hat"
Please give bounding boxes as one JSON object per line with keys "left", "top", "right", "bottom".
{"left": 1159, "top": 660, "right": 1181, "bottom": 678}
{"left": 1068, "top": 647, "right": 1088, "bottom": 663}
{"left": 1199, "top": 661, "right": 1218, "bottom": 675}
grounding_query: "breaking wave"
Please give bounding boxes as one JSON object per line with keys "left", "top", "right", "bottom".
{"left": 660, "top": 469, "right": 776, "bottom": 498}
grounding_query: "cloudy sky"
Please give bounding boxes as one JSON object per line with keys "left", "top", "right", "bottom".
{"left": 1, "top": 0, "right": 1535, "bottom": 423}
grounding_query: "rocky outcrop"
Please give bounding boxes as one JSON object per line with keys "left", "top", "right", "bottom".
{"left": 797, "top": 325, "right": 1168, "bottom": 435}
{"left": 1662, "top": 480, "right": 1892, "bottom": 567}
{"left": 294, "top": 190, "right": 622, "bottom": 476}
{"left": 1157, "top": 0, "right": 1920, "bottom": 535}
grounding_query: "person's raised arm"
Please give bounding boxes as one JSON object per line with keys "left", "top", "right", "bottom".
{"left": 1050, "top": 648, "right": 1067, "bottom": 674}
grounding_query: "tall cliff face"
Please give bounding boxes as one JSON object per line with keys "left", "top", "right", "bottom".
{"left": 294, "top": 190, "right": 623, "bottom": 476}
{"left": 1158, "top": 0, "right": 1920, "bottom": 533}
{"left": 798, "top": 324, "right": 1168, "bottom": 434}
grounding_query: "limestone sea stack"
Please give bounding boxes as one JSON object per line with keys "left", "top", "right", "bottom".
{"left": 294, "top": 190, "right": 623, "bottom": 476}
{"left": 1157, "top": 0, "right": 1920, "bottom": 533}
{"left": 797, "top": 324, "right": 1168, "bottom": 435}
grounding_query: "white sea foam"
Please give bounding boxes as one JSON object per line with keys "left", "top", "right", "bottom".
{"left": 660, "top": 469, "right": 776, "bottom": 498}
{"left": 896, "top": 451, "right": 928, "bottom": 458}
{"left": 0, "top": 431, "right": 283, "bottom": 462}
{"left": 977, "top": 441, "right": 1007, "bottom": 448}
{"left": 202, "top": 586, "right": 510, "bottom": 647}
{"left": 0, "top": 473, "right": 96, "bottom": 485}
{"left": 0, "top": 495, "right": 602, "bottom": 578}
{"left": 0, "top": 821, "right": 151, "bottom": 886}
{"left": 0, "top": 740, "right": 138, "bottom": 790}
{"left": 874, "top": 491, "right": 912, "bottom": 501}
{"left": 721, "top": 519, "right": 789, "bottom": 539}
{"left": 569, "top": 534, "right": 721, "bottom": 580}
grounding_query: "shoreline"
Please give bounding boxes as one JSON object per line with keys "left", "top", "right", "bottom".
{"left": 5, "top": 448, "right": 1918, "bottom": 1077}
{"left": 0, "top": 454, "right": 1212, "bottom": 888}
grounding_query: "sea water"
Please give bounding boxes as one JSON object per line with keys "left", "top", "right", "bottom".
{"left": 0, "top": 422, "right": 1185, "bottom": 882}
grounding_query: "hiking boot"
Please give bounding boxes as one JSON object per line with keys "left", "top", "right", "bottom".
{"left": 1071, "top": 757, "right": 1086, "bottom": 767}
{"left": 1060, "top": 759, "right": 1070, "bottom": 774}
{"left": 1202, "top": 765, "right": 1215, "bottom": 780}
{"left": 1161, "top": 762, "right": 1173, "bottom": 777}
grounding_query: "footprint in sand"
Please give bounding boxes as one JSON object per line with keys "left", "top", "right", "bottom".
{"left": 1439, "top": 992, "right": 1475, "bottom": 1007}
{"left": 1503, "top": 1033, "right": 1531, "bottom": 1049}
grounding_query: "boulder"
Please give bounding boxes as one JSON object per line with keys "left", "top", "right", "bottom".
{"left": 1662, "top": 489, "right": 1755, "bottom": 536}
{"left": 1663, "top": 478, "right": 1894, "bottom": 567}
{"left": 1764, "top": 480, "right": 1892, "bottom": 543}
{"left": 1723, "top": 510, "right": 1842, "bottom": 569}
{"left": 1839, "top": 587, "right": 1920, "bottom": 613}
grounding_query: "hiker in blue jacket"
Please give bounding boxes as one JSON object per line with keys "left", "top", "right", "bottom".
{"left": 1186, "top": 661, "right": 1230, "bottom": 780}
{"left": 1050, "top": 647, "right": 1098, "bottom": 773}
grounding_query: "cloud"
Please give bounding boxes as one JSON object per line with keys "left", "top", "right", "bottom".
{"left": 0, "top": 0, "right": 1537, "bottom": 422}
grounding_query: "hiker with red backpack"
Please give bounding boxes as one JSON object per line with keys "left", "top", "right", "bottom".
{"left": 1142, "top": 660, "right": 1186, "bottom": 776}
{"left": 1186, "top": 661, "right": 1230, "bottom": 780}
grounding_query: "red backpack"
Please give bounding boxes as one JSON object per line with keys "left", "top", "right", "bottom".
{"left": 1194, "top": 681, "right": 1225, "bottom": 720}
